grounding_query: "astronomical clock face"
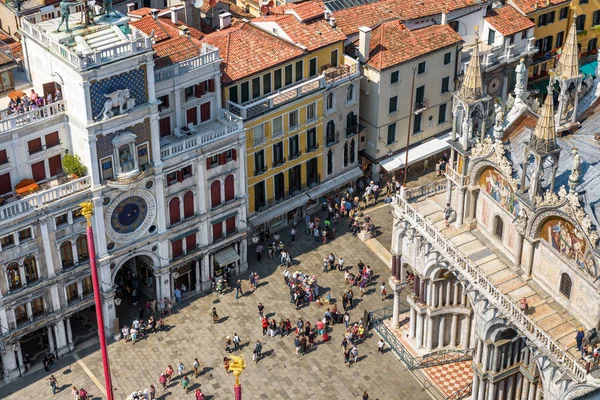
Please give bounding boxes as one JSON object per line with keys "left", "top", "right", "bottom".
{"left": 105, "top": 189, "right": 156, "bottom": 243}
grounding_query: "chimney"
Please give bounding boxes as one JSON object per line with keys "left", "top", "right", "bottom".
{"left": 170, "top": 7, "right": 178, "bottom": 24}
{"left": 219, "top": 12, "right": 232, "bottom": 29}
{"left": 328, "top": 17, "right": 336, "bottom": 28}
{"left": 324, "top": 10, "right": 331, "bottom": 20}
{"left": 441, "top": 11, "right": 447, "bottom": 24}
{"left": 127, "top": 3, "right": 135, "bottom": 13}
{"left": 179, "top": 25, "right": 190, "bottom": 36}
{"left": 150, "top": 8, "right": 159, "bottom": 20}
{"left": 358, "top": 26, "right": 371, "bottom": 63}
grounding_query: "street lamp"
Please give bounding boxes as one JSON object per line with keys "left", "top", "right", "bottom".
{"left": 79, "top": 201, "right": 114, "bottom": 400}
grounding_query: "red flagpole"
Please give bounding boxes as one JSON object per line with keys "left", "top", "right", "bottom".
{"left": 82, "top": 202, "right": 114, "bottom": 400}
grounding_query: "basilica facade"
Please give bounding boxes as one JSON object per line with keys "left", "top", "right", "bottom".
{"left": 389, "top": 20, "right": 600, "bottom": 400}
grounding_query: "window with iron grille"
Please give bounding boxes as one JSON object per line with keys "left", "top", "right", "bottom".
{"left": 494, "top": 216, "right": 504, "bottom": 239}
{"left": 559, "top": 273, "right": 572, "bottom": 298}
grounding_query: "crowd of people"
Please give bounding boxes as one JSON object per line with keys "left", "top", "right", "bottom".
{"left": 6, "top": 88, "right": 62, "bottom": 116}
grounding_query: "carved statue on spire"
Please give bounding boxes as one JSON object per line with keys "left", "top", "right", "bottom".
{"left": 569, "top": 148, "right": 581, "bottom": 191}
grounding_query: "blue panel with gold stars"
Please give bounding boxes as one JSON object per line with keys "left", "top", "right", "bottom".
{"left": 90, "top": 66, "right": 148, "bottom": 118}
{"left": 110, "top": 196, "right": 148, "bottom": 234}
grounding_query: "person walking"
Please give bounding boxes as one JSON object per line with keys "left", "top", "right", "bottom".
{"left": 48, "top": 375, "right": 59, "bottom": 395}
{"left": 225, "top": 336, "right": 232, "bottom": 353}
{"left": 165, "top": 365, "right": 174, "bottom": 384}
{"left": 338, "top": 257, "right": 345, "bottom": 271}
{"left": 256, "top": 243, "right": 263, "bottom": 261}
{"left": 378, "top": 339, "right": 385, "bottom": 354}
{"left": 159, "top": 373, "right": 167, "bottom": 389}
{"left": 236, "top": 280, "right": 243, "bottom": 300}
{"left": 576, "top": 328, "right": 586, "bottom": 351}
{"left": 71, "top": 386, "right": 79, "bottom": 400}
{"left": 344, "top": 349, "right": 351, "bottom": 366}
{"left": 341, "top": 337, "right": 348, "bottom": 351}
{"left": 193, "top": 358, "right": 200, "bottom": 378}
{"left": 253, "top": 340, "right": 263, "bottom": 363}
{"left": 290, "top": 227, "right": 296, "bottom": 243}
{"left": 149, "top": 384, "right": 156, "bottom": 400}
{"left": 343, "top": 312, "right": 350, "bottom": 328}
{"left": 177, "top": 362, "right": 185, "bottom": 379}
{"left": 305, "top": 215, "right": 311, "bottom": 234}
{"left": 444, "top": 203, "right": 453, "bottom": 227}
{"left": 300, "top": 335, "right": 308, "bottom": 355}
{"left": 212, "top": 307, "right": 219, "bottom": 324}
{"left": 195, "top": 388, "right": 205, "bottom": 400}
{"left": 363, "top": 391, "right": 370, "bottom": 400}
{"left": 380, "top": 282, "right": 387, "bottom": 301}
{"left": 323, "top": 257, "right": 328, "bottom": 273}
{"left": 313, "top": 227, "right": 320, "bottom": 243}
{"left": 257, "top": 302, "right": 265, "bottom": 318}
{"left": 181, "top": 375, "right": 190, "bottom": 394}
{"left": 350, "top": 345, "right": 358, "bottom": 365}
{"left": 261, "top": 317, "right": 269, "bottom": 336}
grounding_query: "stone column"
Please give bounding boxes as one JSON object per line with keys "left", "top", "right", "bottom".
{"left": 25, "top": 302, "right": 32, "bottom": 319}
{"left": 521, "top": 379, "right": 530, "bottom": 400}
{"left": 416, "top": 313, "right": 424, "bottom": 348}
{"left": 201, "top": 255, "right": 211, "bottom": 291}
{"left": 399, "top": 256, "right": 406, "bottom": 282}
{"left": 477, "top": 380, "right": 487, "bottom": 400}
{"left": 195, "top": 260, "right": 201, "bottom": 293}
{"left": 426, "top": 316, "right": 434, "bottom": 351}
{"left": 453, "top": 283, "right": 460, "bottom": 305}
{"left": 472, "top": 375, "right": 480, "bottom": 400}
{"left": 522, "top": 240, "right": 535, "bottom": 278}
{"left": 446, "top": 180, "right": 453, "bottom": 205}
{"left": 437, "top": 282, "right": 444, "bottom": 307}
{"left": 154, "top": 175, "right": 167, "bottom": 234}
{"left": 467, "top": 188, "right": 479, "bottom": 220}
{"left": 1, "top": 349, "right": 18, "bottom": 382}
{"left": 66, "top": 318, "right": 74, "bottom": 351}
{"left": 491, "top": 346, "right": 500, "bottom": 372}
{"left": 515, "top": 232, "right": 524, "bottom": 268}
{"left": 174, "top": 89, "right": 183, "bottom": 128}
{"left": 481, "top": 343, "right": 491, "bottom": 372}
{"left": 150, "top": 114, "right": 163, "bottom": 169}
{"left": 391, "top": 253, "right": 398, "bottom": 278}
{"left": 39, "top": 217, "right": 57, "bottom": 277}
{"left": 502, "top": 73, "right": 509, "bottom": 101}
{"left": 487, "top": 381, "right": 497, "bottom": 400}
{"left": 450, "top": 314, "right": 458, "bottom": 347}
{"left": 528, "top": 381, "right": 536, "bottom": 400}
{"left": 461, "top": 314, "right": 472, "bottom": 348}
{"left": 515, "top": 374, "right": 524, "bottom": 400}
{"left": 535, "top": 383, "right": 542, "bottom": 400}
{"left": 410, "top": 307, "right": 417, "bottom": 338}
{"left": 438, "top": 316, "right": 446, "bottom": 348}
{"left": 392, "top": 285, "right": 402, "bottom": 328}
{"left": 506, "top": 375, "right": 515, "bottom": 400}
{"left": 446, "top": 281, "right": 452, "bottom": 305}
{"left": 455, "top": 187, "right": 467, "bottom": 226}
{"left": 506, "top": 341, "right": 513, "bottom": 368}
{"left": 48, "top": 326, "right": 55, "bottom": 354}
{"left": 15, "top": 344, "right": 24, "bottom": 374}
{"left": 54, "top": 319, "right": 68, "bottom": 356}
{"left": 92, "top": 196, "right": 108, "bottom": 258}
{"left": 239, "top": 238, "right": 248, "bottom": 274}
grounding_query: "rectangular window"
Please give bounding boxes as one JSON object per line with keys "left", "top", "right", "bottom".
{"left": 556, "top": 31, "right": 565, "bottom": 48}
{"left": 443, "top": 52, "right": 452, "bottom": 65}
{"left": 274, "top": 172, "right": 285, "bottom": 200}
{"left": 580, "top": 0, "right": 588, "bottom": 4}
{"left": 538, "top": 14, "right": 547, "bottom": 27}
{"left": 593, "top": 10, "right": 600, "bottom": 26}
{"left": 548, "top": 11, "right": 555, "bottom": 24}
{"left": 289, "top": 135, "right": 300, "bottom": 158}
{"left": 388, "top": 96, "right": 398, "bottom": 113}
{"left": 560, "top": 7, "right": 568, "bottom": 20}
{"left": 101, "top": 157, "right": 113, "bottom": 180}
{"left": 488, "top": 29, "right": 496, "bottom": 45}
{"left": 72, "top": 207, "right": 84, "bottom": 222}
{"left": 181, "top": 165, "right": 192, "bottom": 179}
{"left": 543, "top": 36, "right": 553, "bottom": 53}
{"left": 252, "top": 77, "right": 261, "bottom": 99}
{"left": 253, "top": 181, "right": 266, "bottom": 211}
{"left": 200, "top": 102, "right": 211, "bottom": 122}
{"left": 438, "top": 103, "right": 447, "bottom": 124}
{"left": 417, "top": 61, "right": 426, "bottom": 75}
{"left": 386, "top": 123, "right": 396, "bottom": 145}
{"left": 158, "top": 94, "right": 170, "bottom": 111}
{"left": 288, "top": 110, "right": 298, "bottom": 130}
{"left": 186, "top": 107, "right": 198, "bottom": 126}
{"left": 137, "top": 144, "right": 149, "bottom": 167}
{"left": 194, "top": 81, "right": 206, "bottom": 98}
{"left": 228, "top": 86, "right": 238, "bottom": 104}
{"left": 263, "top": 73, "right": 272, "bottom": 95}
{"left": 441, "top": 76, "right": 450, "bottom": 93}
{"left": 28, "top": 138, "right": 43, "bottom": 154}
{"left": 185, "top": 86, "right": 194, "bottom": 101}
{"left": 45, "top": 131, "right": 60, "bottom": 148}
{"left": 272, "top": 116, "right": 283, "bottom": 137}
{"left": 295, "top": 60, "right": 303, "bottom": 82}
{"left": 241, "top": 81, "right": 250, "bottom": 103}
{"left": 330, "top": 49, "right": 338, "bottom": 67}
{"left": 226, "top": 217, "right": 236, "bottom": 235}
{"left": 186, "top": 233, "right": 196, "bottom": 251}
{"left": 254, "top": 150, "right": 265, "bottom": 174}
{"left": 588, "top": 38, "right": 598, "bottom": 53}
{"left": 284, "top": 64, "right": 293, "bottom": 86}
{"left": 309, "top": 58, "right": 317, "bottom": 77}
{"left": 306, "top": 128, "right": 317, "bottom": 151}
{"left": 172, "top": 239, "right": 183, "bottom": 258}
{"left": 576, "top": 14, "right": 586, "bottom": 31}
{"left": 0, "top": 172, "right": 10, "bottom": 195}
{"left": 55, "top": 213, "right": 68, "bottom": 227}
{"left": 413, "top": 113, "right": 422, "bottom": 134}
{"left": 48, "top": 154, "right": 62, "bottom": 177}
{"left": 18, "top": 228, "right": 32, "bottom": 242}
{"left": 273, "top": 142, "right": 284, "bottom": 166}
{"left": 159, "top": 116, "right": 171, "bottom": 138}
{"left": 0, "top": 149, "right": 8, "bottom": 165}
{"left": 253, "top": 124, "right": 265, "bottom": 145}
{"left": 307, "top": 103, "right": 316, "bottom": 122}
{"left": 167, "top": 171, "right": 178, "bottom": 186}
{"left": 31, "top": 160, "right": 46, "bottom": 182}
{"left": 0, "top": 234, "right": 14, "bottom": 248}
{"left": 535, "top": 38, "right": 543, "bottom": 53}
{"left": 415, "top": 85, "right": 425, "bottom": 107}
{"left": 391, "top": 70, "right": 399, "bottom": 84}
{"left": 274, "top": 69, "right": 282, "bottom": 90}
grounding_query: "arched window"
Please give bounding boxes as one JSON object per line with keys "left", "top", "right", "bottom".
{"left": 76, "top": 235, "right": 89, "bottom": 262}
{"left": 326, "top": 93, "right": 334, "bottom": 110}
{"left": 559, "top": 273, "right": 572, "bottom": 298}
{"left": 494, "top": 215, "right": 504, "bottom": 239}
{"left": 6, "top": 262, "right": 21, "bottom": 289}
{"left": 60, "top": 242, "right": 74, "bottom": 269}
{"left": 24, "top": 255, "right": 38, "bottom": 282}
{"left": 346, "top": 112, "right": 358, "bottom": 135}
{"left": 224, "top": 175, "right": 235, "bottom": 201}
{"left": 211, "top": 180, "right": 222, "bottom": 208}
{"left": 343, "top": 142, "right": 349, "bottom": 167}
{"left": 346, "top": 84, "right": 354, "bottom": 102}
{"left": 327, "top": 150, "right": 333, "bottom": 175}
{"left": 326, "top": 121, "right": 335, "bottom": 145}
{"left": 350, "top": 139, "right": 356, "bottom": 164}
{"left": 169, "top": 197, "right": 181, "bottom": 225}
{"left": 183, "top": 191, "right": 195, "bottom": 219}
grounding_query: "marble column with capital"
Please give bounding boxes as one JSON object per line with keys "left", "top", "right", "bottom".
{"left": 416, "top": 313, "right": 424, "bottom": 348}
{"left": 154, "top": 175, "right": 167, "bottom": 233}
{"left": 39, "top": 217, "right": 57, "bottom": 277}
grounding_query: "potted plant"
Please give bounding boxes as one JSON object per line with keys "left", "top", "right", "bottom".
{"left": 62, "top": 154, "right": 87, "bottom": 179}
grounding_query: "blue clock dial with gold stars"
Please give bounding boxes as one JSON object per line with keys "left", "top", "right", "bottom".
{"left": 110, "top": 196, "right": 148, "bottom": 234}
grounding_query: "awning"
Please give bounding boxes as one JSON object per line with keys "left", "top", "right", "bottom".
{"left": 580, "top": 60, "right": 598, "bottom": 76}
{"left": 213, "top": 246, "right": 240, "bottom": 266}
{"left": 306, "top": 166, "right": 363, "bottom": 200}
{"left": 379, "top": 132, "right": 451, "bottom": 173}
{"left": 249, "top": 192, "right": 309, "bottom": 227}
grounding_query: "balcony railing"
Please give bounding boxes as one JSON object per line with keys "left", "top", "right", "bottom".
{"left": 155, "top": 44, "right": 220, "bottom": 82}
{"left": 445, "top": 167, "right": 467, "bottom": 187}
{"left": 0, "top": 176, "right": 91, "bottom": 222}
{"left": 20, "top": 10, "right": 153, "bottom": 71}
{"left": 481, "top": 37, "right": 538, "bottom": 69}
{"left": 395, "top": 196, "right": 588, "bottom": 382}
{"left": 160, "top": 110, "right": 243, "bottom": 160}
{"left": 289, "top": 151, "right": 301, "bottom": 160}
{"left": 0, "top": 100, "right": 66, "bottom": 134}
{"left": 323, "top": 56, "right": 360, "bottom": 85}
{"left": 414, "top": 99, "right": 428, "bottom": 112}
{"left": 346, "top": 125, "right": 359, "bottom": 137}
{"left": 326, "top": 132, "right": 339, "bottom": 147}
{"left": 306, "top": 145, "right": 318, "bottom": 153}
{"left": 273, "top": 157, "right": 286, "bottom": 168}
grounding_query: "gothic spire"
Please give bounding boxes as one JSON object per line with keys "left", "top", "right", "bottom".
{"left": 554, "top": 15, "right": 580, "bottom": 80}
{"left": 530, "top": 82, "right": 558, "bottom": 154}
{"left": 458, "top": 27, "right": 483, "bottom": 102}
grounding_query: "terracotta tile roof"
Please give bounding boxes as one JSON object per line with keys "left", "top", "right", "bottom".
{"left": 334, "top": 0, "right": 480, "bottom": 35}
{"left": 202, "top": 21, "right": 305, "bottom": 83}
{"left": 130, "top": 15, "right": 172, "bottom": 42}
{"left": 484, "top": 5, "right": 534, "bottom": 36}
{"left": 360, "top": 20, "right": 462, "bottom": 71}
{"left": 509, "top": 0, "right": 570, "bottom": 15}
{"left": 200, "top": 0, "right": 254, "bottom": 19}
{"left": 286, "top": 1, "right": 325, "bottom": 22}
{"left": 154, "top": 36, "right": 202, "bottom": 68}
{"left": 253, "top": 14, "right": 345, "bottom": 51}
{"left": 0, "top": 29, "right": 23, "bottom": 60}
{"left": 128, "top": 7, "right": 155, "bottom": 17}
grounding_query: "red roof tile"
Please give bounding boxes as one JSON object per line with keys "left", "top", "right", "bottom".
{"left": 361, "top": 20, "right": 462, "bottom": 70}
{"left": 484, "top": 5, "right": 534, "bottom": 36}
{"left": 286, "top": 1, "right": 325, "bottom": 22}
{"left": 253, "top": 13, "right": 345, "bottom": 51}
{"left": 202, "top": 21, "right": 305, "bottom": 83}
{"left": 334, "top": 0, "right": 480, "bottom": 35}
{"left": 154, "top": 36, "right": 202, "bottom": 67}
{"left": 509, "top": 0, "right": 570, "bottom": 15}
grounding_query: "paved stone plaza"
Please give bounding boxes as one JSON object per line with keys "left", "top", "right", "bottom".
{"left": 0, "top": 205, "right": 430, "bottom": 400}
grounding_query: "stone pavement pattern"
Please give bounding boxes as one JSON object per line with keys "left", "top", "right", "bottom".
{"left": 1, "top": 205, "right": 430, "bottom": 400}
